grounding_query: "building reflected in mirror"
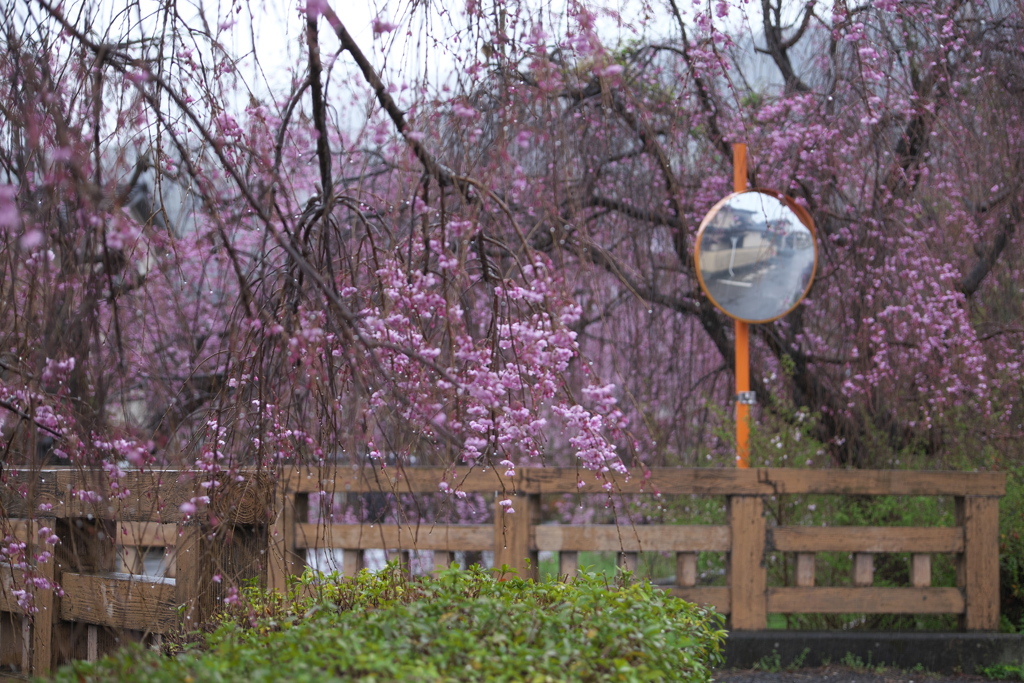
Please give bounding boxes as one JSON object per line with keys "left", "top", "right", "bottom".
{"left": 696, "top": 191, "right": 816, "bottom": 323}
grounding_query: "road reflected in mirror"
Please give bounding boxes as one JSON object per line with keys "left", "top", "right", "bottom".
{"left": 696, "top": 191, "right": 816, "bottom": 323}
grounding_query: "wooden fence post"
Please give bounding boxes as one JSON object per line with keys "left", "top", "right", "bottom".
{"left": 176, "top": 474, "right": 274, "bottom": 627}
{"left": 493, "top": 492, "right": 539, "bottom": 580}
{"left": 174, "top": 522, "right": 202, "bottom": 629}
{"left": 957, "top": 496, "right": 999, "bottom": 630}
{"left": 728, "top": 495, "right": 767, "bottom": 630}
{"left": 269, "top": 469, "right": 307, "bottom": 594}
{"left": 175, "top": 520, "right": 269, "bottom": 626}
{"left": 50, "top": 517, "right": 116, "bottom": 667}
{"left": 31, "top": 522, "right": 55, "bottom": 676}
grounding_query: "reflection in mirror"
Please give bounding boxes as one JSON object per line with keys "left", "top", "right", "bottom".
{"left": 696, "top": 191, "right": 815, "bottom": 322}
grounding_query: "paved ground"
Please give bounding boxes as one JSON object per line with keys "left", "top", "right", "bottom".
{"left": 702, "top": 244, "right": 814, "bottom": 320}
{"left": 716, "top": 667, "right": 995, "bottom": 683}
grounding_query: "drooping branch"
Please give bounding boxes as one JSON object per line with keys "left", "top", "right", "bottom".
{"left": 887, "top": 109, "right": 933, "bottom": 194}
{"left": 757, "top": 324, "right": 872, "bottom": 465}
{"left": 663, "top": 0, "right": 732, "bottom": 160}
{"left": 33, "top": 0, "right": 470, "bottom": 451}
{"left": 604, "top": 94, "right": 686, "bottom": 237}
{"left": 886, "top": 0, "right": 971, "bottom": 195}
{"left": 318, "top": 6, "right": 465, "bottom": 194}
{"left": 574, "top": 237, "right": 766, "bottom": 406}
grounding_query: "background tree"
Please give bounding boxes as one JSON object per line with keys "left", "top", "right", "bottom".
{"left": 0, "top": 0, "right": 1020, "bottom": 511}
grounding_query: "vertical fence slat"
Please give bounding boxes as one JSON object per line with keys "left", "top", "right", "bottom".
{"left": 343, "top": 549, "right": 364, "bottom": 577}
{"left": 0, "top": 614, "right": 6, "bottom": 670}
{"left": 162, "top": 547, "right": 177, "bottom": 578}
{"left": 796, "top": 553, "right": 815, "bottom": 587}
{"left": 911, "top": 554, "right": 931, "bottom": 588}
{"left": 853, "top": 553, "right": 874, "bottom": 587}
{"left": 290, "top": 493, "right": 310, "bottom": 576}
{"left": 957, "top": 496, "right": 1000, "bottom": 630}
{"left": 729, "top": 495, "right": 766, "bottom": 629}
{"left": 20, "top": 615, "right": 29, "bottom": 673}
{"left": 267, "top": 473, "right": 288, "bottom": 594}
{"left": 559, "top": 551, "right": 578, "bottom": 580}
{"left": 433, "top": 551, "right": 454, "bottom": 575}
{"left": 399, "top": 550, "right": 412, "bottom": 576}
{"left": 677, "top": 552, "right": 697, "bottom": 587}
{"left": 119, "top": 547, "right": 144, "bottom": 575}
{"left": 86, "top": 625, "right": 97, "bottom": 662}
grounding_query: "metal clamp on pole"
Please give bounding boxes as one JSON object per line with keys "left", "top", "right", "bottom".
{"left": 736, "top": 391, "right": 757, "bottom": 405}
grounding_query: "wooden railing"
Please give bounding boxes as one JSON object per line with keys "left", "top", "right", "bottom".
{"left": 0, "top": 467, "right": 1005, "bottom": 676}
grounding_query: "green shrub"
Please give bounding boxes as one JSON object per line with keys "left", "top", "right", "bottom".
{"left": 1000, "top": 466, "right": 1024, "bottom": 632}
{"left": 51, "top": 564, "right": 726, "bottom": 683}
{"left": 979, "top": 663, "right": 1024, "bottom": 681}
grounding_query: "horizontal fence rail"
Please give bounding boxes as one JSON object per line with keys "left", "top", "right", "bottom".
{"left": 0, "top": 466, "right": 1005, "bottom": 677}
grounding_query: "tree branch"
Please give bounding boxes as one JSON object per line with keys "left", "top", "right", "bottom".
{"left": 318, "top": 6, "right": 466, "bottom": 195}
{"left": 780, "top": 2, "right": 817, "bottom": 50}
{"left": 0, "top": 400, "right": 64, "bottom": 439}
{"left": 760, "top": 0, "right": 811, "bottom": 93}
{"left": 586, "top": 194, "right": 682, "bottom": 229}
{"left": 663, "top": 0, "right": 732, "bottom": 159}
{"left": 304, "top": 12, "right": 332, "bottom": 212}
{"left": 961, "top": 210, "right": 1018, "bottom": 297}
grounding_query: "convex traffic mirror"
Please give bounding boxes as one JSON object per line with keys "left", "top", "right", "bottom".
{"left": 694, "top": 190, "right": 817, "bottom": 323}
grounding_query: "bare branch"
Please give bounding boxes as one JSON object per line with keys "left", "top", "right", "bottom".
{"left": 760, "top": 0, "right": 811, "bottom": 93}
{"left": 780, "top": 2, "right": 817, "bottom": 50}
{"left": 586, "top": 194, "right": 682, "bottom": 229}
{"left": 319, "top": 6, "right": 465, "bottom": 194}
{"left": 304, "top": 11, "right": 332, "bottom": 213}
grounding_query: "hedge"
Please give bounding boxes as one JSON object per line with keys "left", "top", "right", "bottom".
{"left": 51, "top": 564, "right": 726, "bottom": 682}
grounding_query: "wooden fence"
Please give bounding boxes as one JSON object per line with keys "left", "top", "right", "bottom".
{"left": 0, "top": 466, "right": 1005, "bottom": 677}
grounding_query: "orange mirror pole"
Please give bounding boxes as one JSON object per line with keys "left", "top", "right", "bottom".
{"left": 733, "top": 143, "right": 751, "bottom": 468}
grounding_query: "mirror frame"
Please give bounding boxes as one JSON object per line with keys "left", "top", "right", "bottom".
{"left": 693, "top": 189, "right": 818, "bottom": 324}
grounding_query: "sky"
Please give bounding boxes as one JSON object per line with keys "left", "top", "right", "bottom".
{"left": 63, "top": 0, "right": 764, "bottom": 98}
{"left": 28, "top": 0, "right": 798, "bottom": 122}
